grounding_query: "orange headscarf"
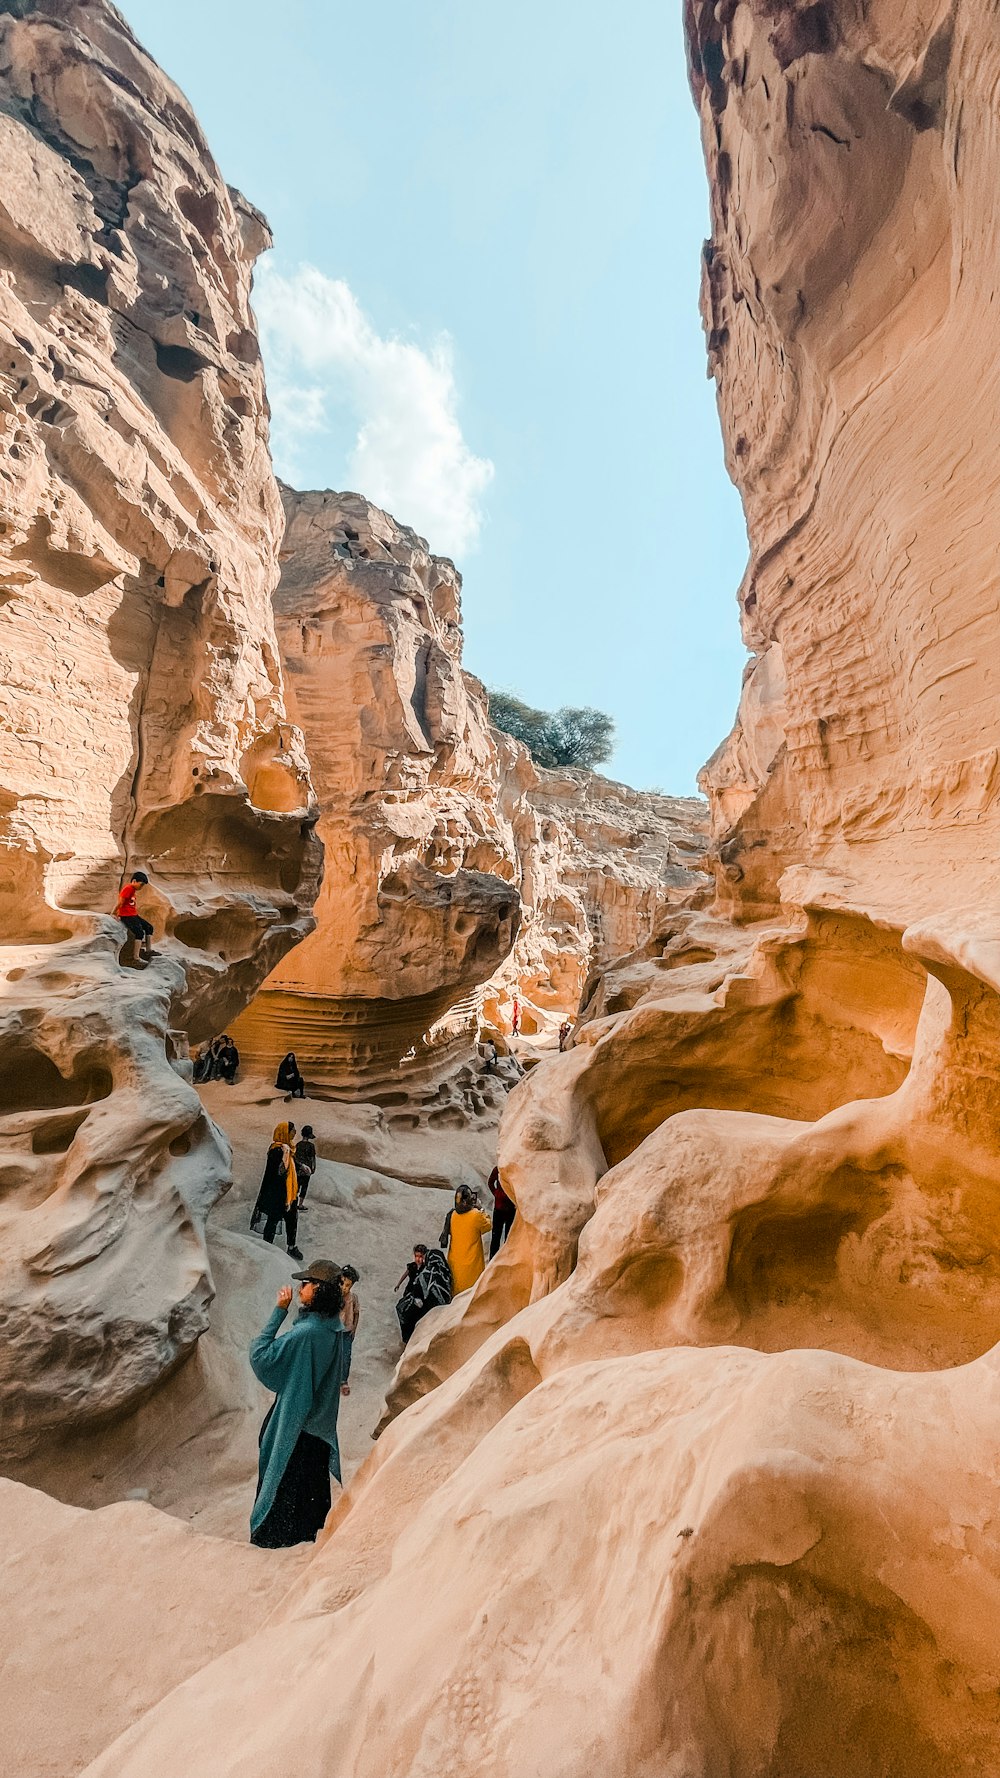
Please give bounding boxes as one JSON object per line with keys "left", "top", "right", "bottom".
{"left": 271, "top": 1123, "right": 298, "bottom": 1207}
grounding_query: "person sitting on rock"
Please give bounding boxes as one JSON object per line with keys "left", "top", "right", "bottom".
{"left": 276, "top": 1051, "right": 305, "bottom": 1099}
{"left": 440, "top": 1185, "right": 492, "bottom": 1294}
{"left": 250, "top": 1121, "right": 304, "bottom": 1260}
{"left": 249, "top": 1260, "right": 351, "bottom": 1548}
{"left": 295, "top": 1125, "right": 317, "bottom": 1206}
{"left": 211, "top": 1035, "right": 239, "bottom": 1084}
{"left": 115, "top": 870, "right": 155, "bottom": 964}
{"left": 192, "top": 1041, "right": 214, "bottom": 1083}
{"left": 487, "top": 1165, "right": 516, "bottom": 1257}
{"left": 395, "top": 1244, "right": 452, "bottom": 1343}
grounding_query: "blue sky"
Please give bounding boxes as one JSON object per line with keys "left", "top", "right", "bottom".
{"left": 122, "top": 0, "right": 748, "bottom": 793}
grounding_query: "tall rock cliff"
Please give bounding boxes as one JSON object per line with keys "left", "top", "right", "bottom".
{"left": 233, "top": 485, "right": 707, "bottom": 1104}
{"left": 0, "top": 0, "right": 319, "bottom": 1451}
{"left": 230, "top": 484, "right": 521, "bottom": 1096}
{"left": 90, "top": 8, "right": 1000, "bottom": 1777}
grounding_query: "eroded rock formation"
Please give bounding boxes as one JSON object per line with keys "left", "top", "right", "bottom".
{"left": 0, "top": 0, "right": 318, "bottom": 1453}
{"left": 78, "top": 4, "right": 1000, "bottom": 1774}
{"left": 483, "top": 746, "right": 708, "bottom": 1035}
{"left": 230, "top": 486, "right": 520, "bottom": 1099}
{"left": 14, "top": 3, "right": 1000, "bottom": 1776}
{"left": 232, "top": 485, "right": 707, "bottom": 1110}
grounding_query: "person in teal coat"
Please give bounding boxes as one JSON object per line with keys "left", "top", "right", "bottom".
{"left": 249, "top": 1259, "right": 351, "bottom": 1547}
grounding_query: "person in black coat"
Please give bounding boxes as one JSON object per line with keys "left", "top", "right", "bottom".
{"left": 276, "top": 1051, "right": 305, "bottom": 1098}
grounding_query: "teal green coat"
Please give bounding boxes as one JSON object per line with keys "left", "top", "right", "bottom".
{"left": 249, "top": 1306, "right": 350, "bottom": 1534}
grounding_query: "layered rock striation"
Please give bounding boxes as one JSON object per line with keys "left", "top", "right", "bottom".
{"left": 87, "top": 5, "right": 1000, "bottom": 1774}
{"left": 0, "top": 0, "right": 318, "bottom": 1452}
{"left": 233, "top": 484, "right": 707, "bottom": 1105}
{"left": 230, "top": 485, "right": 521, "bottom": 1097}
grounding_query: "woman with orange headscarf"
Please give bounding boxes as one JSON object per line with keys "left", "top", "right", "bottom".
{"left": 250, "top": 1121, "right": 304, "bottom": 1260}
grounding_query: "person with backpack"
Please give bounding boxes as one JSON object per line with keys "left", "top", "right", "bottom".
{"left": 395, "top": 1244, "right": 453, "bottom": 1343}
{"left": 440, "top": 1185, "right": 491, "bottom": 1294}
{"left": 249, "top": 1260, "right": 351, "bottom": 1548}
{"left": 295, "top": 1125, "right": 317, "bottom": 1206}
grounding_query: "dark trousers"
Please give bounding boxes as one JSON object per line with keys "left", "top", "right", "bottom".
{"left": 490, "top": 1201, "right": 516, "bottom": 1258}
{"left": 298, "top": 1168, "right": 313, "bottom": 1205}
{"left": 262, "top": 1203, "right": 298, "bottom": 1250}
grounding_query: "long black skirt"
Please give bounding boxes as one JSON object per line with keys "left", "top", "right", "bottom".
{"left": 251, "top": 1420, "right": 332, "bottom": 1549}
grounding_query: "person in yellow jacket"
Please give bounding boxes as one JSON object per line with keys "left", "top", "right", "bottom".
{"left": 440, "top": 1185, "right": 492, "bottom": 1293}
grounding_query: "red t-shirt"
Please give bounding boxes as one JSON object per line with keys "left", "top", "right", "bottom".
{"left": 116, "top": 882, "right": 138, "bottom": 918}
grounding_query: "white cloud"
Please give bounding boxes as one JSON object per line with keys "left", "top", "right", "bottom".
{"left": 254, "top": 261, "right": 493, "bottom": 558}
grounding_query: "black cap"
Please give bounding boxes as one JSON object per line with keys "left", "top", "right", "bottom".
{"left": 290, "top": 1259, "right": 341, "bottom": 1285}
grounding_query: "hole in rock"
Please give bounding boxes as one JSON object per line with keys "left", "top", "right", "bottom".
{"left": 31, "top": 1107, "right": 89, "bottom": 1154}
{"left": 0, "top": 1050, "right": 112, "bottom": 1115}
{"left": 240, "top": 736, "right": 305, "bottom": 814}
{"left": 154, "top": 342, "right": 210, "bottom": 382}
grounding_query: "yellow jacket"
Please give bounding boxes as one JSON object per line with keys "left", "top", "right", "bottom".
{"left": 446, "top": 1207, "right": 491, "bottom": 1293}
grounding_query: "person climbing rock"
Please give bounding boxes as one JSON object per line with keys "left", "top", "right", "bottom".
{"left": 115, "top": 870, "right": 155, "bottom": 964}
{"left": 395, "top": 1244, "right": 452, "bottom": 1343}
{"left": 481, "top": 1036, "right": 498, "bottom": 1074}
{"left": 248, "top": 1260, "right": 351, "bottom": 1548}
{"left": 339, "top": 1263, "right": 360, "bottom": 1395}
{"left": 558, "top": 1020, "right": 572, "bottom": 1052}
{"left": 250, "top": 1122, "right": 304, "bottom": 1260}
{"left": 295, "top": 1125, "right": 317, "bottom": 1206}
{"left": 440, "top": 1185, "right": 492, "bottom": 1294}
{"left": 276, "top": 1051, "right": 306, "bottom": 1099}
{"left": 487, "top": 1165, "right": 516, "bottom": 1257}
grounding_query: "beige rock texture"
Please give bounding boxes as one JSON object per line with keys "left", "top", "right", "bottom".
{"left": 0, "top": 0, "right": 319, "bottom": 1454}
{"left": 13, "top": 3, "right": 1000, "bottom": 1777}
{"left": 482, "top": 746, "right": 709, "bottom": 1037}
{"left": 233, "top": 484, "right": 708, "bottom": 1116}
{"left": 230, "top": 485, "right": 521, "bottom": 1107}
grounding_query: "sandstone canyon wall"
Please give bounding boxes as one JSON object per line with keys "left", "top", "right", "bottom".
{"left": 81, "top": 5, "right": 1000, "bottom": 1777}
{"left": 0, "top": 0, "right": 318, "bottom": 1454}
{"left": 230, "top": 484, "right": 520, "bottom": 1098}
{"left": 232, "top": 484, "right": 707, "bottom": 1108}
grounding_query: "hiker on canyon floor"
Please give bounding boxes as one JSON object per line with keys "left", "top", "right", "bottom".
{"left": 115, "top": 870, "right": 155, "bottom": 964}
{"left": 295, "top": 1125, "right": 317, "bottom": 1206}
{"left": 487, "top": 1165, "right": 516, "bottom": 1257}
{"left": 440, "top": 1185, "right": 492, "bottom": 1294}
{"left": 395, "top": 1243, "right": 453, "bottom": 1343}
{"left": 276, "top": 1051, "right": 306, "bottom": 1098}
{"left": 339, "top": 1264, "right": 360, "bottom": 1394}
{"left": 249, "top": 1260, "right": 351, "bottom": 1548}
{"left": 216, "top": 1035, "right": 240, "bottom": 1084}
{"left": 250, "top": 1121, "right": 304, "bottom": 1260}
{"left": 510, "top": 996, "right": 521, "bottom": 1035}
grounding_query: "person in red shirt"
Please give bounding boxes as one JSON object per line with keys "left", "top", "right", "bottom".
{"left": 510, "top": 996, "right": 521, "bottom": 1035}
{"left": 115, "top": 870, "right": 155, "bottom": 963}
{"left": 487, "top": 1165, "right": 516, "bottom": 1258}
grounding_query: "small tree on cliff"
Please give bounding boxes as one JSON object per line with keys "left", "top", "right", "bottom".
{"left": 487, "top": 689, "right": 615, "bottom": 771}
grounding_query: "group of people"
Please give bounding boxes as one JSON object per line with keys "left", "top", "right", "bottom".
{"left": 193, "top": 1035, "right": 240, "bottom": 1083}
{"left": 250, "top": 1120, "right": 320, "bottom": 1260}
{"left": 393, "top": 1169, "right": 516, "bottom": 1345}
{"left": 249, "top": 1145, "right": 519, "bottom": 1545}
